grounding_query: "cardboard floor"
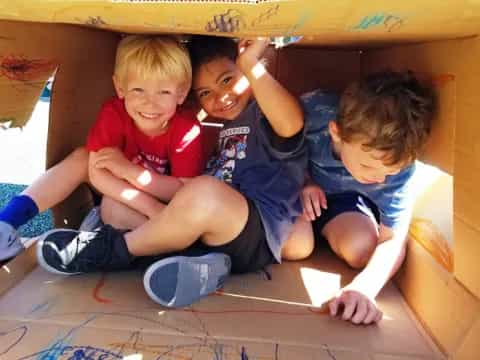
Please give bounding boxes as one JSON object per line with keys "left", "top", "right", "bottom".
{"left": 0, "top": 249, "right": 443, "bottom": 359}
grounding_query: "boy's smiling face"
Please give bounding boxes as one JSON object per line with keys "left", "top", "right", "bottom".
{"left": 114, "top": 68, "right": 187, "bottom": 136}
{"left": 329, "top": 121, "right": 404, "bottom": 184}
{"left": 193, "top": 57, "right": 252, "bottom": 121}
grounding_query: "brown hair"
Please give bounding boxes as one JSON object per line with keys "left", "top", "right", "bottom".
{"left": 337, "top": 70, "right": 435, "bottom": 165}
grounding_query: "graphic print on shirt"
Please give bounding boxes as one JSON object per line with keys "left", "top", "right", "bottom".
{"left": 206, "top": 126, "right": 249, "bottom": 183}
{"left": 132, "top": 151, "right": 169, "bottom": 174}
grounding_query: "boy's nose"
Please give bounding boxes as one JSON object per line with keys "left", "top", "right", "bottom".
{"left": 219, "top": 93, "right": 232, "bottom": 103}
{"left": 218, "top": 92, "right": 234, "bottom": 106}
{"left": 142, "top": 94, "right": 159, "bottom": 108}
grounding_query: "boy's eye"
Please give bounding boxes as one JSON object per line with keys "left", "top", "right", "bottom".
{"left": 131, "top": 88, "right": 144, "bottom": 93}
{"left": 160, "top": 90, "right": 172, "bottom": 95}
{"left": 221, "top": 76, "right": 233, "bottom": 85}
{"left": 197, "top": 90, "right": 210, "bottom": 99}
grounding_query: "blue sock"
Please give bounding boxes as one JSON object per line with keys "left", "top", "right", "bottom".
{"left": 0, "top": 195, "right": 39, "bottom": 229}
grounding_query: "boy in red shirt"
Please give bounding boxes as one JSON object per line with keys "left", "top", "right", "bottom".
{"left": 0, "top": 35, "right": 204, "bottom": 260}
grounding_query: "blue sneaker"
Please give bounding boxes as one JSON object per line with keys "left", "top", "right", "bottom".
{"left": 143, "top": 253, "right": 231, "bottom": 308}
{"left": 0, "top": 221, "right": 24, "bottom": 261}
{"left": 36, "top": 225, "right": 133, "bottom": 275}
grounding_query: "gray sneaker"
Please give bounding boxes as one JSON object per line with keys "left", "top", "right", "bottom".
{"left": 79, "top": 206, "right": 103, "bottom": 232}
{"left": 0, "top": 221, "right": 24, "bottom": 261}
{"left": 143, "top": 253, "right": 231, "bottom": 308}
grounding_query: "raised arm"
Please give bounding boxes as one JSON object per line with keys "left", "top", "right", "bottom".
{"left": 236, "top": 38, "right": 304, "bottom": 138}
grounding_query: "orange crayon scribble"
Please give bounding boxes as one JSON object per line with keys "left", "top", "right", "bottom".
{"left": 431, "top": 73, "right": 455, "bottom": 87}
{"left": 92, "top": 273, "right": 113, "bottom": 304}
{"left": 409, "top": 218, "right": 454, "bottom": 272}
{"left": 0, "top": 54, "right": 56, "bottom": 81}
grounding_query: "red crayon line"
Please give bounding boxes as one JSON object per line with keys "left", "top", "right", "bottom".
{"left": 92, "top": 273, "right": 112, "bottom": 304}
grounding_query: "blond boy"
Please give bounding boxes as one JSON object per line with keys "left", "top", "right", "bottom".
{"left": 0, "top": 35, "right": 204, "bottom": 260}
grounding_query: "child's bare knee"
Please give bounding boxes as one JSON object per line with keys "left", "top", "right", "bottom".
{"left": 341, "top": 235, "right": 378, "bottom": 269}
{"left": 282, "top": 236, "right": 314, "bottom": 261}
{"left": 172, "top": 176, "right": 224, "bottom": 223}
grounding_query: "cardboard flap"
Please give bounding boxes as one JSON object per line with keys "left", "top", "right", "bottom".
{"left": 0, "top": 1, "right": 478, "bottom": 44}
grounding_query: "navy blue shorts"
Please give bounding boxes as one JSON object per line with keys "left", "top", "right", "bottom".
{"left": 312, "top": 192, "right": 380, "bottom": 243}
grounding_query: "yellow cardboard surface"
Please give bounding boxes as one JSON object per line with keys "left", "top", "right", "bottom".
{"left": 454, "top": 315, "right": 480, "bottom": 360}
{"left": 1, "top": 3, "right": 479, "bottom": 358}
{"left": 364, "top": 37, "right": 480, "bottom": 355}
{"left": 395, "top": 240, "right": 480, "bottom": 356}
{"left": 0, "top": 251, "right": 442, "bottom": 359}
{"left": 454, "top": 217, "right": 480, "bottom": 299}
{"left": 409, "top": 171, "right": 453, "bottom": 272}
{"left": 0, "top": 0, "right": 479, "bottom": 44}
{"left": 0, "top": 21, "right": 118, "bottom": 128}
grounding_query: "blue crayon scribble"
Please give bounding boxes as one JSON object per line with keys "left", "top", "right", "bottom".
{"left": 28, "top": 298, "right": 57, "bottom": 316}
{"left": 15, "top": 315, "right": 104, "bottom": 360}
{"left": 353, "top": 13, "right": 405, "bottom": 32}
{"left": 241, "top": 346, "right": 249, "bottom": 360}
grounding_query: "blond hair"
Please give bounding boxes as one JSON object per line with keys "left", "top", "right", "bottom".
{"left": 337, "top": 70, "right": 435, "bottom": 166}
{"left": 114, "top": 35, "right": 191, "bottom": 90}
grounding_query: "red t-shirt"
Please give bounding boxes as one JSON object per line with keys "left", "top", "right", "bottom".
{"left": 86, "top": 97, "right": 204, "bottom": 177}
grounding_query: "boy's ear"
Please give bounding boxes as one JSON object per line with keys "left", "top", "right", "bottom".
{"left": 328, "top": 121, "right": 342, "bottom": 143}
{"left": 112, "top": 75, "right": 125, "bottom": 99}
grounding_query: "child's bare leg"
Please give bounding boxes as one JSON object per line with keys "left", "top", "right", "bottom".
{"left": 281, "top": 216, "right": 314, "bottom": 261}
{"left": 23, "top": 147, "right": 89, "bottom": 212}
{"left": 124, "top": 175, "right": 249, "bottom": 256}
{"left": 100, "top": 196, "right": 152, "bottom": 230}
{"left": 321, "top": 212, "right": 378, "bottom": 269}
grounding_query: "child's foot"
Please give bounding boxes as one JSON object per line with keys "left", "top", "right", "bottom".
{"left": 143, "top": 253, "right": 231, "bottom": 308}
{"left": 36, "top": 225, "right": 133, "bottom": 275}
{"left": 79, "top": 206, "right": 103, "bottom": 231}
{"left": 0, "top": 221, "right": 24, "bottom": 261}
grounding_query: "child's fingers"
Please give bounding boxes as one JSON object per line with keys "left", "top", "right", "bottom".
{"left": 319, "top": 191, "right": 328, "bottom": 209}
{"left": 362, "top": 302, "right": 380, "bottom": 324}
{"left": 351, "top": 299, "right": 368, "bottom": 324}
{"left": 302, "top": 198, "right": 314, "bottom": 221}
{"left": 329, "top": 297, "right": 340, "bottom": 317}
{"left": 311, "top": 195, "right": 322, "bottom": 218}
{"left": 341, "top": 297, "right": 357, "bottom": 321}
{"left": 94, "top": 159, "right": 106, "bottom": 169}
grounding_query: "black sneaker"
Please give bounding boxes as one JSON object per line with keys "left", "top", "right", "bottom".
{"left": 36, "top": 225, "right": 134, "bottom": 275}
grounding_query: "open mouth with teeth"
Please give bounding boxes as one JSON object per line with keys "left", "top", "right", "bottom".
{"left": 219, "top": 100, "right": 237, "bottom": 113}
{"left": 139, "top": 112, "right": 162, "bottom": 120}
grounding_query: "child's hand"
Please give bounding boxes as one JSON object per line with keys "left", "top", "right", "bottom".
{"left": 301, "top": 183, "right": 327, "bottom": 221}
{"left": 236, "top": 38, "right": 269, "bottom": 73}
{"left": 93, "top": 147, "right": 131, "bottom": 179}
{"left": 329, "top": 286, "right": 383, "bottom": 325}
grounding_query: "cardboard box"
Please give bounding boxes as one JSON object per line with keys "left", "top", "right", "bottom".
{"left": 1, "top": 1, "right": 480, "bottom": 359}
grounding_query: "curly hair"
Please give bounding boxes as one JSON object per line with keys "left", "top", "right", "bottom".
{"left": 337, "top": 70, "right": 436, "bottom": 165}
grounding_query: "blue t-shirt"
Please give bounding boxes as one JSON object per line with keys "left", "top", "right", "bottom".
{"left": 205, "top": 100, "right": 307, "bottom": 262}
{"left": 302, "top": 89, "right": 415, "bottom": 230}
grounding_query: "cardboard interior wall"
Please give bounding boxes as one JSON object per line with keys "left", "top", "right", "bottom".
{"left": 1, "top": 7, "right": 480, "bottom": 359}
